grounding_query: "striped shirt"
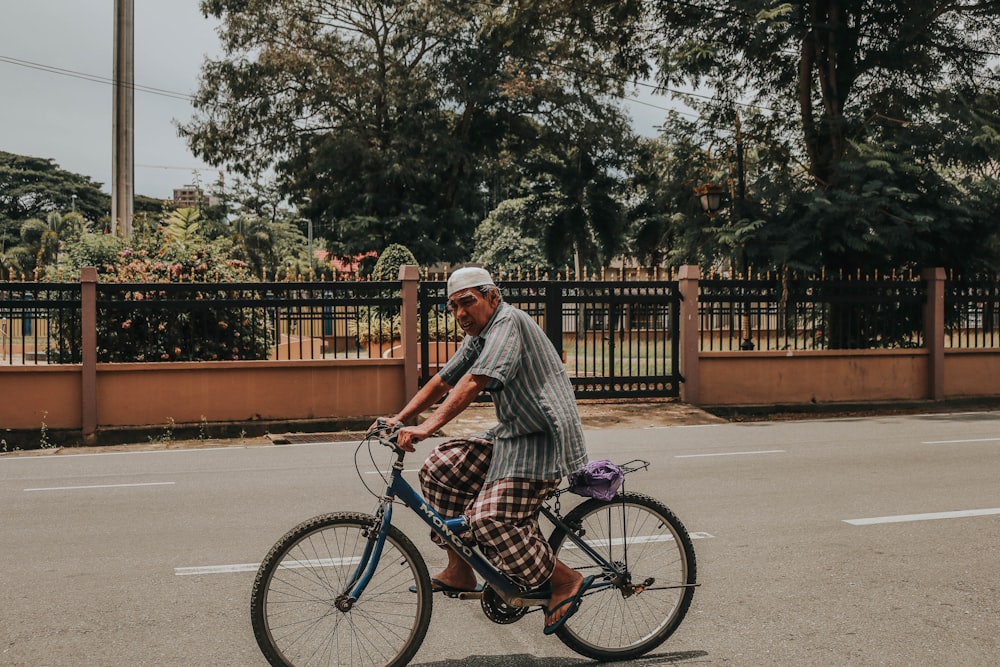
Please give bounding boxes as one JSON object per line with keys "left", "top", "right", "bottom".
{"left": 438, "top": 301, "right": 588, "bottom": 483}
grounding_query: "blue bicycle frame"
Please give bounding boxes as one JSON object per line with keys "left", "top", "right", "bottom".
{"left": 342, "top": 446, "right": 622, "bottom": 607}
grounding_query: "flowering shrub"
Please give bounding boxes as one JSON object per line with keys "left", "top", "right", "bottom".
{"left": 52, "top": 234, "right": 272, "bottom": 362}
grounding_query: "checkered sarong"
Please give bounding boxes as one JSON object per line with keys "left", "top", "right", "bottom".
{"left": 419, "top": 437, "right": 560, "bottom": 588}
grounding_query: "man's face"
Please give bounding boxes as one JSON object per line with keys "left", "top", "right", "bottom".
{"left": 447, "top": 288, "right": 499, "bottom": 337}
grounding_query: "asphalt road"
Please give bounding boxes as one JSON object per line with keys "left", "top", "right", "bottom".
{"left": 2, "top": 411, "right": 999, "bottom": 666}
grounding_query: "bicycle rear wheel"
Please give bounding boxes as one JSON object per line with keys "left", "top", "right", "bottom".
{"left": 251, "top": 512, "right": 432, "bottom": 667}
{"left": 547, "top": 492, "right": 696, "bottom": 661}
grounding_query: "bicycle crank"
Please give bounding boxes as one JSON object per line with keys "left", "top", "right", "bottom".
{"left": 480, "top": 586, "right": 528, "bottom": 624}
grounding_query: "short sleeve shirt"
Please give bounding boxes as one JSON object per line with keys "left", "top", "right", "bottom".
{"left": 438, "top": 301, "right": 588, "bottom": 483}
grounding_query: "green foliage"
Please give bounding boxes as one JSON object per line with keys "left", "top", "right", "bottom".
{"left": 181, "top": 0, "right": 647, "bottom": 265}
{"left": 52, "top": 230, "right": 271, "bottom": 363}
{"left": 472, "top": 200, "right": 551, "bottom": 274}
{"left": 625, "top": 119, "right": 725, "bottom": 271}
{"left": 651, "top": 1, "right": 1000, "bottom": 274}
{"left": 0, "top": 151, "right": 108, "bottom": 248}
{"left": 163, "top": 208, "right": 203, "bottom": 248}
{"left": 366, "top": 243, "right": 418, "bottom": 320}
{"left": 348, "top": 307, "right": 401, "bottom": 345}
{"left": 348, "top": 308, "right": 461, "bottom": 345}
{"left": 369, "top": 243, "right": 418, "bottom": 282}
{"left": 65, "top": 233, "right": 126, "bottom": 275}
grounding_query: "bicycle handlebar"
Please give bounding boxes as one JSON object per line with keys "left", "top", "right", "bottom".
{"left": 367, "top": 418, "right": 405, "bottom": 454}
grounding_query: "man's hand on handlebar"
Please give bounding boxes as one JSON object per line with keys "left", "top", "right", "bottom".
{"left": 368, "top": 417, "right": 432, "bottom": 452}
{"left": 367, "top": 416, "right": 401, "bottom": 437}
{"left": 393, "top": 425, "right": 433, "bottom": 452}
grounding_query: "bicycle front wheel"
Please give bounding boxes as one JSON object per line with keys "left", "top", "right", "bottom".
{"left": 548, "top": 492, "right": 697, "bottom": 661}
{"left": 251, "top": 512, "right": 433, "bottom": 667}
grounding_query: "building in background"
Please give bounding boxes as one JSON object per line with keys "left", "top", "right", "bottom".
{"left": 172, "top": 185, "right": 220, "bottom": 208}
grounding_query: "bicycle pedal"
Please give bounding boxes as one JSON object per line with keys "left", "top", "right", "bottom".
{"left": 443, "top": 590, "right": 483, "bottom": 600}
{"left": 509, "top": 585, "right": 551, "bottom": 607}
{"left": 518, "top": 586, "right": 552, "bottom": 600}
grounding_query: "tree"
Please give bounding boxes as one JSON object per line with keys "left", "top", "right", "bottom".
{"left": 472, "top": 200, "right": 551, "bottom": 275}
{"left": 182, "top": 0, "right": 647, "bottom": 264}
{"left": 625, "top": 124, "right": 727, "bottom": 272}
{"left": 651, "top": 1, "right": 1000, "bottom": 273}
{"left": 0, "top": 151, "right": 109, "bottom": 251}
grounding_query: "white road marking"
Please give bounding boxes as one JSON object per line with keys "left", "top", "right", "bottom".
{"left": 176, "top": 556, "right": 362, "bottom": 576}
{"left": 563, "top": 531, "right": 714, "bottom": 550}
{"left": 24, "top": 481, "right": 176, "bottom": 492}
{"left": 2, "top": 446, "right": 254, "bottom": 460}
{"left": 922, "top": 437, "right": 1000, "bottom": 444}
{"left": 675, "top": 450, "right": 785, "bottom": 458}
{"left": 179, "top": 534, "right": 716, "bottom": 576}
{"left": 844, "top": 507, "right": 1000, "bottom": 526}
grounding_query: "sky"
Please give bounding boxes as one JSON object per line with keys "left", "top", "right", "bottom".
{"left": 0, "top": 1, "right": 677, "bottom": 202}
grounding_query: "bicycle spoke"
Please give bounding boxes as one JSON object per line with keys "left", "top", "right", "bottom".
{"left": 252, "top": 514, "right": 432, "bottom": 667}
{"left": 548, "top": 493, "right": 696, "bottom": 661}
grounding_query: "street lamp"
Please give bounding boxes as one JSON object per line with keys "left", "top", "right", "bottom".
{"left": 695, "top": 151, "right": 754, "bottom": 351}
{"left": 694, "top": 182, "right": 724, "bottom": 218}
{"left": 296, "top": 217, "right": 315, "bottom": 275}
{"left": 71, "top": 194, "right": 77, "bottom": 213}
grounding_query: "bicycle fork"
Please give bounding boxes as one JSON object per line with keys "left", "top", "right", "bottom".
{"left": 335, "top": 499, "right": 395, "bottom": 611}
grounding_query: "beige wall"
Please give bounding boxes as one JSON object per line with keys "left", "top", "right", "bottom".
{"left": 698, "top": 350, "right": 929, "bottom": 406}
{"left": 5, "top": 265, "right": 1000, "bottom": 439}
{"left": 5, "top": 350, "right": 1000, "bottom": 434}
{"left": 943, "top": 350, "right": 1000, "bottom": 398}
{"left": 0, "top": 366, "right": 82, "bottom": 430}
{"left": 2, "top": 360, "right": 405, "bottom": 431}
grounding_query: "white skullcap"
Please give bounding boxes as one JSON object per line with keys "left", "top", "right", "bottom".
{"left": 447, "top": 267, "right": 496, "bottom": 298}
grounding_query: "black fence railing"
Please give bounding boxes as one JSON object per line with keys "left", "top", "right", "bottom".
{"left": 945, "top": 276, "right": 1000, "bottom": 348}
{"left": 698, "top": 275, "right": 927, "bottom": 351}
{"left": 418, "top": 280, "right": 682, "bottom": 398}
{"left": 1, "top": 281, "right": 402, "bottom": 364}
{"left": 1, "top": 282, "right": 82, "bottom": 364}
{"left": 5, "top": 273, "right": 1000, "bottom": 369}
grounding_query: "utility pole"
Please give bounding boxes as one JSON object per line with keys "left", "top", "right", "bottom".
{"left": 111, "top": 0, "right": 134, "bottom": 238}
{"left": 734, "top": 111, "right": 754, "bottom": 350}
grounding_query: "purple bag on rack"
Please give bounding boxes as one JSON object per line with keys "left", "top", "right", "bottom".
{"left": 567, "top": 459, "right": 625, "bottom": 501}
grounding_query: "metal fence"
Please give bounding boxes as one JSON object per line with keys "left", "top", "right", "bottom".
{"left": 698, "top": 275, "right": 926, "bottom": 350}
{"left": 1, "top": 281, "right": 402, "bottom": 364}
{"left": 418, "top": 280, "right": 682, "bottom": 398}
{"left": 945, "top": 276, "right": 1000, "bottom": 348}
{"left": 4, "top": 273, "right": 1000, "bottom": 370}
{"left": 1, "top": 282, "right": 82, "bottom": 364}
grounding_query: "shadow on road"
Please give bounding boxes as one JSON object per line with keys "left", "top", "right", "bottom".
{"left": 413, "top": 650, "right": 709, "bottom": 666}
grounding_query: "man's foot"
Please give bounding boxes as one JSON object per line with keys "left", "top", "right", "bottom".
{"left": 543, "top": 574, "right": 596, "bottom": 635}
{"left": 431, "top": 550, "right": 478, "bottom": 593}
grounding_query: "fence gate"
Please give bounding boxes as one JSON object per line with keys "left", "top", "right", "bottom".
{"left": 418, "top": 280, "right": 682, "bottom": 399}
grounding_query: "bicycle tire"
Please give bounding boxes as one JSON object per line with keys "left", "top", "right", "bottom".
{"left": 251, "top": 512, "right": 433, "bottom": 667}
{"left": 547, "top": 492, "right": 697, "bottom": 661}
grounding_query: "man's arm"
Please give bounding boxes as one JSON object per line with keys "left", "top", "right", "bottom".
{"left": 395, "top": 373, "right": 489, "bottom": 451}
{"left": 391, "top": 373, "right": 453, "bottom": 424}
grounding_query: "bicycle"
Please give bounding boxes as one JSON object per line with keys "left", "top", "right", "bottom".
{"left": 251, "top": 422, "right": 698, "bottom": 666}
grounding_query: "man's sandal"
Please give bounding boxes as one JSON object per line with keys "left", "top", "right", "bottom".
{"left": 542, "top": 575, "right": 596, "bottom": 635}
{"left": 408, "top": 578, "right": 484, "bottom": 596}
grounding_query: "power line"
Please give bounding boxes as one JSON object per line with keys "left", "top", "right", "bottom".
{"left": 135, "top": 163, "right": 221, "bottom": 172}
{"left": 5, "top": 4, "right": 994, "bottom": 138}
{"left": 0, "top": 54, "right": 194, "bottom": 102}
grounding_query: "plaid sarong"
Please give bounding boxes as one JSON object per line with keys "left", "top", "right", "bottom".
{"left": 419, "top": 437, "right": 560, "bottom": 588}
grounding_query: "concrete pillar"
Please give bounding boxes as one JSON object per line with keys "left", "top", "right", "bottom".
{"left": 399, "top": 264, "right": 420, "bottom": 404}
{"left": 677, "top": 265, "right": 700, "bottom": 405}
{"left": 81, "top": 267, "right": 98, "bottom": 443}
{"left": 922, "top": 267, "right": 946, "bottom": 400}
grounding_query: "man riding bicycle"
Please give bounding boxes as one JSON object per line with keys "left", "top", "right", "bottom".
{"left": 378, "top": 266, "right": 594, "bottom": 634}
